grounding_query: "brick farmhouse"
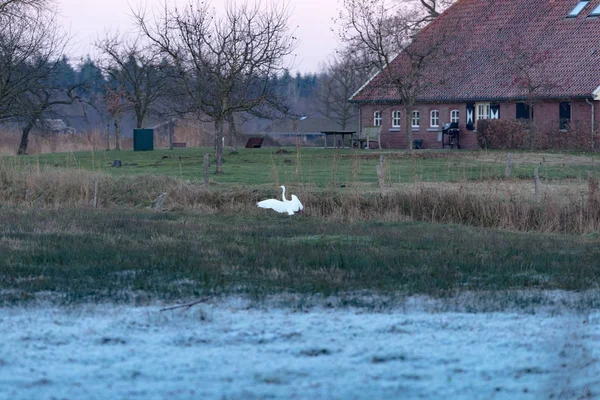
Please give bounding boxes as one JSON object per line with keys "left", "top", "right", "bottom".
{"left": 350, "top": 0, "right": 600, "bottom": 149}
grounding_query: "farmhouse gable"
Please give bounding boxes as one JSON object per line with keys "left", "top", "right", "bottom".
{"left": 351, "top": 0, "right": 600, "bottom": 150}
{"left": 352, "top": 0, "right": 600, "bottom": 103}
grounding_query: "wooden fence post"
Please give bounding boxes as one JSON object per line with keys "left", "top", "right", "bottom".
{"left": 505, "top": 153, "right": 512, "bottom": 178}
{"left": 534, "top": 167, "right": 540, "bottom": 203}
{"left": 169, "top": 121, "right": 174, "bottom": 150}
{"left": 203, "top": 153, "right": 210, "bottom": 185}
{"left": 376, "top": 155, "right": 385, "bottom": 192}
{"left": 178, "top": 156, "right": 183, "bottom": 181}
{"left": 93, "top": 176, "right": 99, "bottom": 209}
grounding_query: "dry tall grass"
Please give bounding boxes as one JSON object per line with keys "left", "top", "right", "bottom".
{"left": 0, "top": 121, "right": 216, "bottom": 156}
{"left": 2, "top": 161, "right": 600, "bottom": 234}
{"left": 0, "top": 129, "right": 131, "bottom": 155}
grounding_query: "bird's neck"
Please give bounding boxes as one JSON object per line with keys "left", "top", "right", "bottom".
{"left": 281, "top": 187, "right": 287, "bottom": 201}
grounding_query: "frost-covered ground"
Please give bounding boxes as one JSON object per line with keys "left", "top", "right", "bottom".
{"left": 0, "top": 295, "right": 599, "bottom": 400}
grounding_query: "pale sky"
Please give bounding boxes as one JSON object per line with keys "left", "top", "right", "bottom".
{"left": 57, "top": 0, "right": 341, "bottom": 74}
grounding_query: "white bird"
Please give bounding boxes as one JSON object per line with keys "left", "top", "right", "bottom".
{"left": 257, "top": 185, "right": 304, "bottom": 215}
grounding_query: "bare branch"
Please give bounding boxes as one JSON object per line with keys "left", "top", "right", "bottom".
{"left": 160, "top": 297, "right": 210, "bottom": 312}
{"left": 0, "top": 0, "right": 48, "bottom": 15}
{"left": 95, "top": 32, "right": 169, "bottom": 129}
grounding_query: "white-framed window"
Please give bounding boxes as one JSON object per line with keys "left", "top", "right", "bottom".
{"left": 412, "top": 110, "right": 420, "bottom": 128}
{"left": 476, "top": 103, "right": 491, "bottom": 120}
{"left": 430, "top": 110, "right": 440, "bottom": 128}
{"left": 373, "top": 111, "right": 382, "bottom": 126}
{"left": 391, "top": 110, "right": 401, "bottom": 128}
{"left": 450, "top": 110, "right": 459, "bottom": 124}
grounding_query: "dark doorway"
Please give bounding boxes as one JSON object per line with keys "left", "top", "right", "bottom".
{"left": 516, "top": 103, "right": 533, "bottom": 120}
{"left": 559, "top": 102, "right": 571, "bottom": 130}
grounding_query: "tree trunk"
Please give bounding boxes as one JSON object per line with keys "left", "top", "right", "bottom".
{"left": 527, "top": 100, "right": 535, "bottom": 149}
{"left": 341, "top": 107, "right": 348, "bottom": 131}
{"left": 405, "top": 104, "right": 414, "bottom": 152}
{"left": 203, "top": 153, "right": 210, "bottom": 184}
{"left": 106, "top": 122, "right": 111, "bottom": 151}
{"left": 214, "top": 118, "right": 224, "bottom": 174}
{"left": 227, "top": 114, "right": 238, "bottom": 152}
{"left": 534, "top": 167, "right": 540, "bottom": 203}
{"left": 17, "top": 120, "right": 36, "bottom": 155}
{"left": 136, "top": 111, "right": 144, "bottom": 129}
{"left": 114, "top": 119, "right": 121, "bottom": 151}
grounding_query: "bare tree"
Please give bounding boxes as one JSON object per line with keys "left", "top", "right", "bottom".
{"left": 0, "top": 0, "right": 81, "bottom": 154}
{"left": 317, "top": 51, "right": 370, "bottom": 130}
{"left": 338, "top": 0, "right": 454, "bottom": 71}
{"left": 500, "top": 37, "right": 566, "bottom": 148}
{"left": 0, "top": 1, "right": 56, "bottom": 120}
{"left": 135, "top": 0, "right": 297, "bottom": 174}
{"left": 504, "top": 38, "right": 563, "bottom": 121}
{"left": 16, "top": 69, "right": 81, "bottom": 155}
{"left": 339, "top": 0, "right": 455, "bottom": 150}
{"left": 103, "top": 86, "right": 129, "bottom": 151}
{"left": 95, "top": 33, "right": 168, "bottom": 129}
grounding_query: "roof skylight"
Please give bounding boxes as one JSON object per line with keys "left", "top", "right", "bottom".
{"left": 568, "top": 1, "right": 590, "bottom": 17}
{"left": 589, "top": 4, "right": 600, "bottom": 17}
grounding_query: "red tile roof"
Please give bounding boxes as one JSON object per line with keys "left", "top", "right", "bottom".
{"left": 351, "top": 0, "right": 600, "bottom": 103}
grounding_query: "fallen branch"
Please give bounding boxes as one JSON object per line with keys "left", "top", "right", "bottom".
{"left": 160, "top": 297, "right": 210, "bottom": 312}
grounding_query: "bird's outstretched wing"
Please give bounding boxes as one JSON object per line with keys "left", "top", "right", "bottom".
{"left": 290, "top": 195, "right": 304, "bottom": 212}
{"left": 257, "top": 199, "right": 290, "bottom": 214}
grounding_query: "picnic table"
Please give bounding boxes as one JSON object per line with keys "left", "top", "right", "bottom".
{"left": 321, "top": 130, "right": 356, "bottom": 149}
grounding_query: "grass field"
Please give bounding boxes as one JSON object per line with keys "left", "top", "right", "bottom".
{"left": 1, "top": 208, "right": 600, "bottom": 306}
{"left": 6, "top": 146, "right": 600, "bottom": 185}
{"left": 2, "top": 147, "right": 600, "bottom": 306}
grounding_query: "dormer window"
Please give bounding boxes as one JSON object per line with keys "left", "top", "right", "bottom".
{"left": 589, "top": 4, "right": 600, "bottom": 17}
{"left": 567, "top": 1, "right": 589, "bottom": 17}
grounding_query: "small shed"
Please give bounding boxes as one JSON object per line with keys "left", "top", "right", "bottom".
{"left": 133, "top": 129, "right": 154, "bottom": 151}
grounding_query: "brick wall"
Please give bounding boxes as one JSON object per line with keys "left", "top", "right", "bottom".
{"left": 360, "top": 99, "right": 600, "bottom": 150}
